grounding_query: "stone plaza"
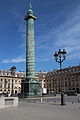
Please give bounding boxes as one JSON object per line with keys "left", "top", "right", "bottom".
{"left": 0, "top": 95, "right": 80, "bottom": 120}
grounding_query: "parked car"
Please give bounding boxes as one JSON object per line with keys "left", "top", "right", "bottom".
{"left": 0, "top": 92, "right": 5, "bottom": 97}
{"left": 48, "top": 92, "right": 56, "bottom": 96}
{"left": 18, "top": 93, "right": 24, "bottom": 98}
{"left": 42, "top": 92, "right": 56, "bottom": 97}
{"left": 66, "top": 90, "right": 77, "bottom": 96}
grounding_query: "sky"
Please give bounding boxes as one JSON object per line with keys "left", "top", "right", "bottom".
{"left": 0, "top": 0, "right": 80, "bottom": 72}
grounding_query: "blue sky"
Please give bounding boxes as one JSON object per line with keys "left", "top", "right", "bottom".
{"left": 0, "top": 0, "right": 80, "bottom": 72}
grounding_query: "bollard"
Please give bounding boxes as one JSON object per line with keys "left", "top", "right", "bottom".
{"left": 40, "top": 97, "right": 42, "bottom": 103}
{"left": 78, "top": 98, "right": 80, "bottom": 103}
{"left": 61, "top": 93, "right": 65, "bottom": 106}
{"left": 72, "top": 101, "right": 74, "bottom": 104}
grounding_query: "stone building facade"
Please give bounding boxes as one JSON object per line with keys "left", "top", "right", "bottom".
{"left": 45, "top": 65, "right": 80, "bottom": 93}
{"left": 1, "top": 65, "right": 80, "bottom": 96}
{"left": 36, "top": 71, "right": 47, "bottom": 89}
{"left": 0, "top": 67, "right": 46, "bottom": 96}
{"left": 0, "top": 67, "right": 26, "bottom": 96}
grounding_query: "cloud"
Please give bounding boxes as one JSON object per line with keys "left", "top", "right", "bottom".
{"left": 38, "top": 5, "right": 80, "bottom": 66}
{"left": 2, "top": 57, "right": 26, "bottom": 63}
{"left": 38, "top": 5, "right": 80, "bottom": 63}
{"left": 53, "top": 6, "right": 80, "bottom": 60}
{"left": 36, "top": 57, "right": 51, "bottom": 62}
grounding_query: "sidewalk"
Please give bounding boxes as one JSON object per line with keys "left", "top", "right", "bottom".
{"left": 0, "top": 100, "right": 80, "bottom": 120}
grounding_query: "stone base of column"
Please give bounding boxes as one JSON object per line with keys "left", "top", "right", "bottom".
{"left": 21, "top": 79, "right": 42, "bottom": 97}
{"left": 28, "top": 83, "right": 41, "bottom": 97}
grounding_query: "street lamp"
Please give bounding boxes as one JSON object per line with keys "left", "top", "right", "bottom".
{"left": 54, "top": 49, "right": 66, "bottom": 106}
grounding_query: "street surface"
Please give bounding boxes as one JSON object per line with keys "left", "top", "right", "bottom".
{"left": 0, "top": 95, "right": 80, "bottom": 120}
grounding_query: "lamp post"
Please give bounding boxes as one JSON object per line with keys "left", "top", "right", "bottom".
{"left": 22, "top": 79, "right": 24, "bottom": 99}
{"left": 54, "top": 49, "right": 66, "bottom": 106}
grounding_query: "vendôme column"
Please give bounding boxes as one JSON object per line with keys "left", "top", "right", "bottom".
{"left": 24, "top": 3, "right": 41, "bottom": 97}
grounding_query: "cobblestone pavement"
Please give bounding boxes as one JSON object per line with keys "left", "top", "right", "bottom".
{"left": 0, "top": 100, "right": 80, "bottom": 120}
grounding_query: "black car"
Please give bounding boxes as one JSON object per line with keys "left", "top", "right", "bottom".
{"left": 67, "top": 90, "right": 77, "bottom": 96}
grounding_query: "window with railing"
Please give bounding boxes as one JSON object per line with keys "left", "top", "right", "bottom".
{"left": 0, "top": 83, "right": 2, "bottom": 88}
{"left": 8, "top": 83, "right": 10, "bottom": 88}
